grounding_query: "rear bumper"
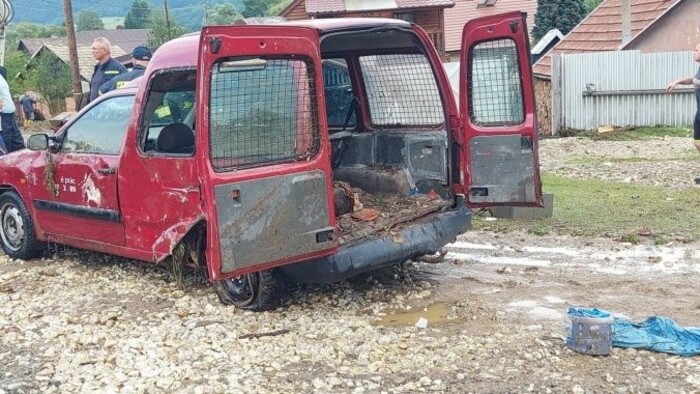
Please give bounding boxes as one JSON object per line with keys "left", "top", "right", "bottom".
{"left": 281, "top": 197, "right": 471, "bottom": 283}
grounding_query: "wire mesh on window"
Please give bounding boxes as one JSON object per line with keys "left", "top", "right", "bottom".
{"left": 209, "top": 58, "right": 319, "bottom": 171}
{"left": 360, "top": 54, "right": 444, "bottom": 126}
{"left": 468, "top": 39, "right": 524, "bottom": 127}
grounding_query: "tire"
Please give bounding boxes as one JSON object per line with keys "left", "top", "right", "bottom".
{"left": 214, "top": 269, "right": 285, "bottom": 311}
{"left": 0, "top": 191, "right": 45, "bottom": 260}
{"left": 416, "top": 249, "right": 447, "bottom": 264}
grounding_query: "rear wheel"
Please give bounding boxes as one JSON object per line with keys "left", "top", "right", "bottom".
{"left": 214, "top": 269, "right": 285, "bottom": 311}
{"left": 0, "top": 191, "right": 45, "bottom": 260}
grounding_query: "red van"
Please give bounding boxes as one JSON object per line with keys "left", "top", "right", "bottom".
{"left": 0, "top": 13, "right": 541, "bottom": 310}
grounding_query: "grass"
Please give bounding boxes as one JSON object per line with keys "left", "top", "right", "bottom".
{"left": 564, "top": 153, "right": 700, "bottom": 165}
{"left": 473, "top": 173, "right": 700, "bottom": 243}
{"left": 571, "top": 126, "right": 691, "bottom": 141}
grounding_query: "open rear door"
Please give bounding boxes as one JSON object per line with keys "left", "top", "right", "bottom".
{"left": 460, "top": 12, "right": 542, "bottom": 207}
{"left": 197, "top": 25, "right": 337, "bottom": 281}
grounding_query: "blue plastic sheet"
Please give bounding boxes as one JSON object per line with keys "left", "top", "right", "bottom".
{"left": 568, "top": 307, "right": 611, "bottom": 319}
{"left": 612, "top": 316, "right": 700, "bottom": 357}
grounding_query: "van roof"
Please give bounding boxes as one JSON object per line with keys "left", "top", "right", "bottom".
{"left": 149, "top": 18, "right": 411, "bottom": 71}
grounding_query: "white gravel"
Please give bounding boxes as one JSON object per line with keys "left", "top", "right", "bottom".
{"left": 1, "top": 136, "right": 700, "bottom": 393}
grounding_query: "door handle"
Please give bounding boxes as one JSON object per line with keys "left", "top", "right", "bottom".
{"left": 97, "top": 167, "right": 116, "bottom": 175}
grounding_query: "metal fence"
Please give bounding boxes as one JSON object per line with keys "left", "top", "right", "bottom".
{"left": 551, "top": 50, "right": 697, "bottom": 132}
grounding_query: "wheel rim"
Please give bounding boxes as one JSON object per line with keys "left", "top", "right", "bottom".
{"left": 222, "top": 273, "right": 259, "bottom": 306}
{"left": 0, "top": 202, "right": 25, "bottom": 252}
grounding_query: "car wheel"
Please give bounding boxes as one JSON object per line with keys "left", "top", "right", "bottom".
{"left": 0, "top": 191, "right": 45, "bottom": 260}
{"left": 214, "top": 269, "right": 285, "bottom": 311}
{"left": 416, "top": 249, "right": 447, "bottom": 264}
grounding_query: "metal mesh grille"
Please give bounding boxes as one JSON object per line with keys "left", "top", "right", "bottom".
{"left": 468, "top": 39, "right": 524, "bottom": 127}
{"left": 209, "top": 58, "right": 319, "bottom": 171}
{"left": 359, "top": 54, "right": 444, "bottom": 126}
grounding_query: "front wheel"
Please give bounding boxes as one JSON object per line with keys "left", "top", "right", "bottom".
{"left": 0, "top": 191, "right": 45, "bottom": 260}
{"left": 214, "top": 269, "right": 285, "bottom": 311}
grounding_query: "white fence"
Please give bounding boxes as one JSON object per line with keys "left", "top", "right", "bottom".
{"left": 551, "top": 50, "right": 697, "bottom": 132}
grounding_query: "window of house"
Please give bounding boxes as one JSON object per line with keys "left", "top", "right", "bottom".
{"left": 209, "top": 57, "right": 320, "bottom": 171}
{"left": 394, "top": 12, "right": 415, "bottom": 23}
{"left": 468, "top": 39, "right": 524, "bottom": 126}
{"left": 62, "top": 95, "right": 135, "bottom": 155}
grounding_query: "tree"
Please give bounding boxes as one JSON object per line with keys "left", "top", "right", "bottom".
{"left": 125, "top": 0, "right": 152, "bottom": 29}
{"left": 242, "top": 0, "right": 269, "bottom": 17}
{"left": 76, "top": 10, "right": 105, "bottom": 31}
{"left": 4, "top": 51, "right": 34, "bottom": 94}
{"left": 584, "top": 0, "right": 603, "bottom": 13}
{"left": 147, "top": 11, "right": 186, "bottom": 47}
{"left": 267, "top": 0, "right": 292, "bottom": 16}
{"left": 207, "top": 3, "right": 242, "bottom": 25}
{"left": 531, "top": 0, "right": 586, "bottom": 42}
{"left": 6, "top": 22, "right": 66, "bottom": 51}
{"left": 25, "top": 52, "right": 73, "bottom": 114}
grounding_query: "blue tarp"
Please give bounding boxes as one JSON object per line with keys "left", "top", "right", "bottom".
{"left": 570, "top": 308, "right": 700, "bottom": 357}
{"left": 613, "top": 316, "right": 700, "bottom": 357}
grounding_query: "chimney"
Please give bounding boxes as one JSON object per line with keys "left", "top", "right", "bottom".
{"left": 621, "top": 0, "right": 632, "bottom": 45}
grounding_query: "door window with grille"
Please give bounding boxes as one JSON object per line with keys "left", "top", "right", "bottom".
{"left": 209, "top": 57, "right": 320, "bottom": 171}
{"left": 468, "top": 39, "right": 524, "bottom": 127}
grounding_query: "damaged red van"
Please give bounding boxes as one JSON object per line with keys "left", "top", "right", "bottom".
{"left": 0, "top": 13, "right": 541, "bottom": 310}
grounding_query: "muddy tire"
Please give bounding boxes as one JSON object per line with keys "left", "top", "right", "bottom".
{"left": 215, "top": 269, "right": 285, "bottom": 311}
{"left": 0, "top": 191, "right": 45, "bottom": 260}
{"left": 416, "top": 249, "right": 447, "bottom": 264}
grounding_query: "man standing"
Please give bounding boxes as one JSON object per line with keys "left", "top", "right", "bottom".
{"left": 99, "top": 45, "right": 152, "bottom": 94}
{"left": 19, "top": 92, "right": 36, "bottom": 128}
{"left": 88, "top": 37, "right": 126, "bottom": 104}
{"left": 666, "top": 42, "right": 700, "bottom": 185}
{"left": 0, "top": 71, "right": 25, "bottom": 152}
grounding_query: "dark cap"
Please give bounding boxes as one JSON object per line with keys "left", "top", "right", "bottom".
{"left": 132, "top": 45, "right": 152, "bottom": 61}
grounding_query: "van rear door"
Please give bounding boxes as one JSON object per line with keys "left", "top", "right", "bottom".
{"left": 459, "top": 12, "right": 542, "bottom": 207}
{"left": 197, "top": 26, "right": 337, "bottom": 281}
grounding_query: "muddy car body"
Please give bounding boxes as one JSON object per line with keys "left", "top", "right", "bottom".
{"left": 0, "top": 14, "right": 541, "bottom": 310}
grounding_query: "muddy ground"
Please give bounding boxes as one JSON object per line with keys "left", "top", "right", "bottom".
{"left": 1, "top": 136, "right": 699, "bottom": 393}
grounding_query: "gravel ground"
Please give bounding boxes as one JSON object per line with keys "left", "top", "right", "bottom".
{"left": 1, "top": 137, "right": 699, "bottom": 393}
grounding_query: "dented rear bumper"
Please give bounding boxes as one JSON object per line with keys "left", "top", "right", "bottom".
{"left": 281, "top": 197, "right": 471, "bottom": 283}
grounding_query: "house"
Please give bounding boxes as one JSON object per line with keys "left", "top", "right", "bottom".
{"left": 18, "top": 29, "right": 150, "bottom": 58}
{"left": 442, "top": 0, "right": 537, "bottom": 61}
{"left": 533, "top": 0, "right": 700, "bottom": 78}
{"left": 530, "top": 0, "right": 700, "bottom": 134}
{"left": 280, "top": 0, "right": 456, "bottom": 57}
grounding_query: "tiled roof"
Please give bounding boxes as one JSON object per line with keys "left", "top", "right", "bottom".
{"left": 532, "top": 0, "right": 681, "bottom": 77}
{"left": 40, "top": 44, "right": 127, "bottom": 81}
{"left": 306, "top": 0, "right": 454, "bottom": 14}
{"left": 443, "top": 0, "right": 537, "bottom": 53}
{"left": 19, "top": 29, "right": 149, "bottom": 57}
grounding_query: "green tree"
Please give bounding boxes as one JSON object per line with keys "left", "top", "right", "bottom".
{"left": 267, "top": 0, "right": 292, "bottom": 16}
{"left": 531, "top": 0, "right": 586, "bottom": 42}
{"left": 584, "top": 0, "right": 603, "bottom": 13}
{"left": 6, "top": 22, "right": 66, "bottom": 51}
{"left": 4, "top": 51, "right": 34, "bottom": 94}
{"left": 25, "top": 52, "right": 72, "bottom": 114}
{"left": 125, "top": 0, "right": 152, "bottom": 29}
{"left": 207, "top": 3, "right": 242, "bottom": 25}
{"left": 242, "top": 0, "right": 269, "bottom": 17}
{"left": 77, "top": 10, "right": 105, "bottom": 31}
{"left": 147, "top": 11, "right": 186, "bottom": 47}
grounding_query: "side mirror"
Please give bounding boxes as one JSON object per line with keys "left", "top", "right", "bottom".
{"left": 27, "top": 134, "right": 49, "bottom": 151}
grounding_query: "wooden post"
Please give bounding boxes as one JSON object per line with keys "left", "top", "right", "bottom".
{"left": 164, "top": 0, "right": 172, "bottom": 41}
{"left": 551, "top": 54, "right": 563, "bottom": 136}
{"left": 63, "top": 0, "right": 83, "bottom": 110}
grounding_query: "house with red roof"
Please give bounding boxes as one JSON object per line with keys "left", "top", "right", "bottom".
{"left": 533, "top": 0, "right": 700, "bottom": 78}
{"left": 280, "top": 0, "right": 538, "bottom": 60}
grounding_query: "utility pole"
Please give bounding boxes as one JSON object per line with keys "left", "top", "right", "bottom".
{"left": 164, "top": 0, "right": 172, "bottom": 41}
{"left": 63, "top": 0, "right": 83, "bottom": 109}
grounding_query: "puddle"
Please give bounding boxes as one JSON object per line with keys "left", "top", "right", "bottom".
{"left": 376, "top": 302, "right": 451, "bottom": 328}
